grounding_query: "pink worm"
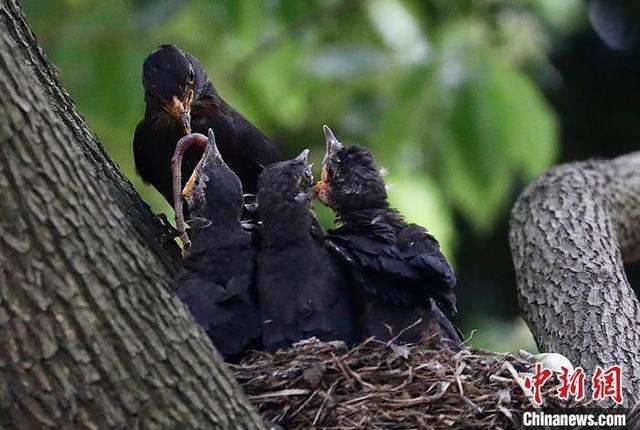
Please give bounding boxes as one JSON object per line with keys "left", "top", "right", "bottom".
{"left": 170, "top": 132, "right": 208, "bottom": 250}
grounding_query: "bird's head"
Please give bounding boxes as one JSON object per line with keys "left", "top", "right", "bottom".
{"left": 182, "top": 129, "right": 243, "bottom": 226}
{"left": 257, "top": 149, "right": 314, "bottom": 215}
{"left": 142, "top": 44, "right": 208, "bottom": 132}
{"left": 315, "top": 125, "right": 387, "bottom": 213}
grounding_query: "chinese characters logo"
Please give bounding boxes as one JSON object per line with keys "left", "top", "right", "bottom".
{"left": 523, "top": 363, "right": 623, "bottom": 406}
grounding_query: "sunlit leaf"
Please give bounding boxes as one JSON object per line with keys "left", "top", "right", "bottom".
{"left": 305, "top": 45, "right": 389, "bottom": 78}
{"left": 441, "top": 52, "right": 557, "bottom": 233}
{"left": 366, "top": 0, "right": 430, "bottom": 64}
{"left": 369, "top": 66, "right": 435, "bottom": 164}
{"left": 535, "top": 0, "right": 585, "bottom": 33}
{"left": 489, "top": 59, "right": 558, "bottom": 177}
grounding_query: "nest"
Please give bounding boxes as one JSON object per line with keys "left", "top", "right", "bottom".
{"left": 230, "top": 337, "right": 574, "bottom": 429}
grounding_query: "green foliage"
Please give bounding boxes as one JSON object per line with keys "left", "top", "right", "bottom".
{"left": 466, "top": 317, "right": 538, "bottom": 354}
{"left": 22, "top": 0, "right": 582, "bottom": 250}
{"left": 442, "top": 52, "right": 558, "bottom": 232}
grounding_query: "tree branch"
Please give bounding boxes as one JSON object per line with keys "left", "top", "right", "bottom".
{"left": 510, "top": 152, "right": 640, "bottom": 406}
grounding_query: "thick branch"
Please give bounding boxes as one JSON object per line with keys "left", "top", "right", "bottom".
{"left": 510, "top": 152, "right": 640, "bottom": 406}
{"left": 0, "top": 0, "right": 264, "bottom": 427}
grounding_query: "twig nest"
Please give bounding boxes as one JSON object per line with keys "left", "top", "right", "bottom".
{"left": 231, "top": 338, "right": 578, "bottom": 429}
{"left": 518, "top": 349, "right": 574, "bottom": 373}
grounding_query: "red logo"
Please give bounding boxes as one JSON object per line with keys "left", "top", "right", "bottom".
{"left": 523, "top": 363, "right": 552, "bottom": 405}
{"left": 557, "top": 366, "right": 586, "bottom": 402}
{"left": 592, "top": 365, "right": 623, "bottom": 404}
{"left": 522, "top": 363, "right": 623, "bottom": 406}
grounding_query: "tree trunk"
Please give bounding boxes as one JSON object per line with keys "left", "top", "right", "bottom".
{"left": 0, "top": 0, "right": 264, "bottom": 427}
{"left": 510, "top": 153, "right": 640, "bottom": 406}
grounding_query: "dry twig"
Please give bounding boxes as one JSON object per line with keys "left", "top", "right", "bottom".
{"left": 230, "top": 338, "right": 579, "bottom": 429}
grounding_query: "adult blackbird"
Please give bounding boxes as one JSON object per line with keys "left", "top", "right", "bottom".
{"left": 173, "top": 130, "right": 261, "bottom": 360}
{"left": 133, "top": 44, "right": 282, "bottom": 206}
{"left": 315, "top": 126, "right": 462, "bottom": 346}
{"left": 256, "top": 150, "right": 357, "bottom": 352}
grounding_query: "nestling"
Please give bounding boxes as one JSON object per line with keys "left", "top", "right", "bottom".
{"left": 256, "top": 149, "right": 358, "bottom": 352}
{"left": 173, "top": 130, "right": 261, "bottom": 360}
{"left": 315, "top": 126, "right": 462, "bottom": 346}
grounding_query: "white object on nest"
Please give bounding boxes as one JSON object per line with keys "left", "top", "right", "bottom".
{"left": 518, "top": 349, "right": 575, "bottom": 374}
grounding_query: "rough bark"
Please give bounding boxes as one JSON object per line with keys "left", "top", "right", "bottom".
{"left": 0, "top": 0, "right": 264, "bottom": 428}
{"left": 510, "top": 152, "right": 640, "bottom": 406}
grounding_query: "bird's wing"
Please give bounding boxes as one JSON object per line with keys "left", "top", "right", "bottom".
{"left": 326, "top": 227, "right": 417, "bottom": 306}
{"left": 396, "top": 223, "right": 457, "bottom": 315}
{"left": 132, "top": 119, "right": 155, "bottom": 185}
{"left": 132, "top": 118, "right": 178, "bottom": 205}
{"left": 174, "top": 272, "right": 261, "bottom": 359}
{"left": 237, "top": 120, "right": 283, "bottom": 171}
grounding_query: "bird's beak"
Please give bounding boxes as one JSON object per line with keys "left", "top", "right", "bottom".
{"left": 323, "top": 125, "right": 343, "bottom": 156}
{"left": 314, "top": 167, "right": 331, "bottom": 205}
{"left": 295, "top": 148, "right": 310, "bottom": 164}
{"left": 165, "top": 89, "right": 194, "bottom": 133}
{"left": 181, "top": 167, "right": 198, "bottom": 204}
{"left": 181, "top": 130, "right": 219, "bottom": 204}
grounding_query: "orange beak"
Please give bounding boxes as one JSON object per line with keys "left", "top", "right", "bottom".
{"left": 182, "top": 168, "right": 198, "bottom": 202}
{"left": 314, "top": 180, "right": 330, "bottom": 203}
{"left": 163, "top": 89, "right": 194, "bottom": 133}
{"left": 314, "top": 166, "right": 331, "bottom": 204}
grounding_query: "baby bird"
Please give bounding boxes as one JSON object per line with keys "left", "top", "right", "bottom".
{"left": 315, "top": 126, "right": 462, "bottom": 346}
{"left": 173, "top": 130, "right": 261, "bottom": 360}
{"left": 256, "top": 150, "right": 357, "bottom": 352}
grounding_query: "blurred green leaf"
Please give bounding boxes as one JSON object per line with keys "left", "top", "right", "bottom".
{"left": 441, "top": 52, "right": 557, "bottom": 232}
{"left": 534, "top": 0, "right": 586, "bottom": 33}
{"left": 366, "top": 0, "right": 430, "bottom": 64}
{"left": 495, "top": 60, "right": 558, "bottom": 177}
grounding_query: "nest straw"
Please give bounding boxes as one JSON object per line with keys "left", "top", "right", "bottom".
{"left": 230, "top": 338, "right": 579, "bottom": 429}
{"left": 170, "top": 132, "right": 208, "bottom": 250}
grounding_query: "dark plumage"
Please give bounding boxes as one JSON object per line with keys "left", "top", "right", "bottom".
{"left": 256, "top": 150, "right": 358, "bottom": 352}
{"left": 173, "top": 130, "right": 261, "bottom": 360}
{"left": 134, "top": 44, "right": 282, "bottom": 206}
{"left": 315, "top": 126, "right": 462, "bottom": 346}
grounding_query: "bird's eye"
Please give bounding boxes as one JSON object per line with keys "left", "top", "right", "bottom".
{"left": 187, "top": 65, "right": 195, "bottom": 85}
{"left": 302, "top": 170, "right": 313, "bottom": 187}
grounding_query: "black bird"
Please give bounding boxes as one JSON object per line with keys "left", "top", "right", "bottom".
{"left": 256, "top": 150, "right": 357, "bottom": 352}
{"left": 315, "top": 126, "right": 462, "bottom": 346}
{"left": 133, "top": 44, "right": 282, "bottom": 206}
{"left": 173, "top": 130, "right": 261, "bottom": 360}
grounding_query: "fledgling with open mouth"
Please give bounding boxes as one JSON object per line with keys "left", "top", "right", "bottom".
{"left": 316, "top": 126, "right": 462, "bottom": 347}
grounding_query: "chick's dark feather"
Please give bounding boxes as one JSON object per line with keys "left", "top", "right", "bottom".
{"left": 326, "top": 210, "right": 457, "bottom": 315}
{"left": 320, "top": 141, "right": 460, "bottom": 345}
{"left": 256, "top": 157, "right": 357, "bottom": 352}
{"left": 175, "top": 229, "right": 261, "bottom": 360}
